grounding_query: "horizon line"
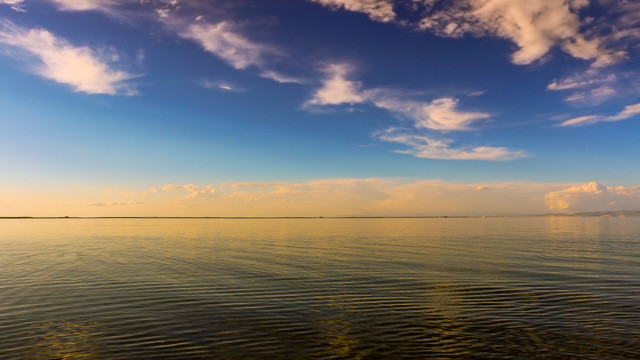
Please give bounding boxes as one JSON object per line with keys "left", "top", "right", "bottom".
{"left": 2, "top": 211, "right": 639, "bottom": 220}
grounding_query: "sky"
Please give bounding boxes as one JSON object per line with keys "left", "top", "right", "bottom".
{"left": 0, "top": 0, "right": 639, "bottom": 217}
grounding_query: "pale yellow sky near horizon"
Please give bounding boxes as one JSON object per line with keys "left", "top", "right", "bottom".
{"left": 2, "top": 179, "right": 639, "bottom": 217}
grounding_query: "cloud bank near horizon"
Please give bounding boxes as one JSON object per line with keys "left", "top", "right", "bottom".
{"left": 4, "top": 179, "right": 640, "bottom": 217}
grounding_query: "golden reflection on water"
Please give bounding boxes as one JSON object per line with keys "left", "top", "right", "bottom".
{"left": 1, "top": 217, "right": 640, "bottom": 359}
{"left": 318, "top": 318, "right": 362, "bottom": 358}
{"left": 25, "top": 321, "right": 102, "bottom": 359}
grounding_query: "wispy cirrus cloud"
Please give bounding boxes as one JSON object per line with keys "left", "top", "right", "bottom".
{"left": 608, "top": 103, "right": 640, "bottom": 121}
{"left": 27, "top": 1, "right": 291, "bottom": 85}
{"left": 372, "top": 96, "right": 491, "bottom": 132}
{"left": 200, "top": 79, "right": 245, "bottom": 92}
{"left": 309, "top": 0, "right": 396, "bottom": 23}
{"left": 558, "top": 115, "right": 601, "bottom": 127}
{"left": 0, "top": 0, "right": 25, "bottom": 11}
{"left": 558, "top": 102, "right": 640, "bottom": 126}
{"left": 547, "top": 70, "right": 622, "bottom": 105}
{"left": 46, "top": 0, "right": 118, "bottom": 12}
{"left": 548, "top": 73, "right": 617, "bottom": 91}
{"left": 259, "top": 70, "right": 306, "bottom": 84}
{"left": 376, "top": 127, "right": 526, "bottom": 161}
{"left": 180, "top": 21, "right": 273, "bottom": 70}
{"left": 0, "top": 20, "right": 138, "bottom": 95}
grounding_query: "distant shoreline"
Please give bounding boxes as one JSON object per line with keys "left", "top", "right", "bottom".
{"left": 2, "top": 211, "right": 639, "bottom": 220}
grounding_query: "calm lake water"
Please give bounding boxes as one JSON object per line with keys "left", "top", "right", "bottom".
{"left": 1, "top": 217, "right": 639, "bottom": 359}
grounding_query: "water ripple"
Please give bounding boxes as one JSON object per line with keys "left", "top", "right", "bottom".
{"left": 1, "top": 218, "right": 639, "bottom": 359}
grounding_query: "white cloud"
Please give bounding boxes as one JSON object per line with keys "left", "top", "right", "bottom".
{"left": 39, "top": 1, "right": 293, "bottom": 86}
{"left": 558, "top": 102, "right": 640, "bottom": 126}
{"left": 377, "top": 127, "right": 526, "bottom": 161}
{"left": 259, "top": 70, "right": 306, "bottom": 84}
{"left": 306, "top": 64, "right": 491, "bottom": 131}
{"left": 0, "top": 21, "right": 137, "bottom": 95}
{"left": 598, "top": 0, "right": 640, "bottom": 45}
{"left": 305, "top": 63, "right": 365, "bottom": 106}
{"left": 309, "top": 0, "right": 396, "bottom": 23}
{"left": 303, "top": 62, "right": 523, "bottom": 160}
{"left": 563, "top": 85, "right": 617, "bottom": 104}
{"left": 180, "top": 21, "right": 271, "bottom": 70}
{"left": 47, "top": 0, "right": 118, "bottom": 12}
{"left": 43, "top": 1, "right": 289, "bottom": 81}
{"left": 311, "top": 0, "right": 633, "bottom": 71}
{"left": 200, "top": 79, "right": 245, "bottom": 92}
{"left": 0, "top": 0, "right": 25, "bottom": 11}
{"left": 548, "top": 70, "right": 622, "bottom": 105}
{"left": 559, "top": 115, "right": 601, "bottom": 127}
{"left": 608, "top": 102, "right": 640, "bottom": 122}
{"left": 545, "top": 182, "right": 640, "bottom": 211}
{"left": 548, "top": 73, "right": 617, "bottom": 91}
{"left": 416, "top": 0, "right": 619, "bottom": 67}
{"left": 374, "top": 96, "right": 491, "bottom": 131}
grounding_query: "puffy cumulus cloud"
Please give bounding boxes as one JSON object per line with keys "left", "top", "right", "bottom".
{"left": 306, "top": 64, "right": 491, "bottom": 131}
{"left": 305, "top": 63, "right": 365, "bottom": 106}
{"left": 304, "top": 63, "right": 525, "bottom": 160}
{"left": 309, "top": 0, "right": 396, "bottom": 23}
{"left": 545, "top": 182, "right": 640, "bottom": 211}
{"left": 558, "top": 101, "right": 640, "bottom": 126}
{"left": 180, "top": 21, "right": 272, "bottom": 70}
{"left": 415, "top": 0, "right": 621, "bottom": 67}
{"left": 0, "top": 0, "right": 25, "bottom": 11}
{"left": 376, "top": 127, "right": 527, "bottom": 161}
{"left": 0, "top": 21, "right": 138, "bottom": 95}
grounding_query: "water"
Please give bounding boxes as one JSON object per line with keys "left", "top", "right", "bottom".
{"left": 1, "top": 217, "right": 639, "bottom": 359}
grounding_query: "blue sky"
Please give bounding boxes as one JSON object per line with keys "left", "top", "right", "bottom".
{"left": 1, "top": 0, "right": 639, "bottom": 216}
